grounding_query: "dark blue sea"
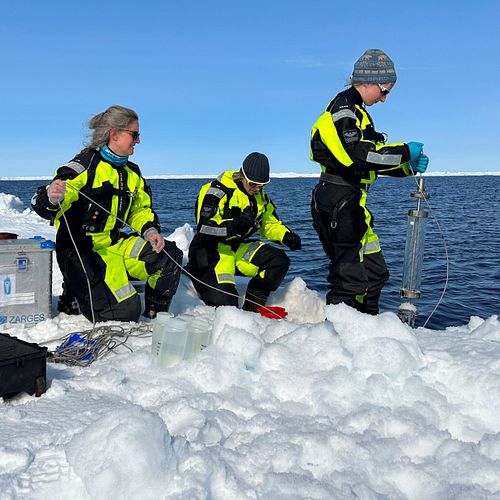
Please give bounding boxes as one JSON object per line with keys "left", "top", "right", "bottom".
{"left": 2, "top": 176, "right": 499, "bottom": 330}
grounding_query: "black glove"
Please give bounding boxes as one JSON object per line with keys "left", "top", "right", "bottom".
{"left": 283, "top": 231, "right": 302, "bottom": 251}
{"left": 234, "top": 211, "right": 256, "bottom": 236}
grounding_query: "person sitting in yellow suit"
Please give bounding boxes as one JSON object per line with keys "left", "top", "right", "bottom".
{"left": 32, "top": 105, "right": 183, "bottom": 322}
{"left": 188, "top": 152, "right": 302, "bottom": 311}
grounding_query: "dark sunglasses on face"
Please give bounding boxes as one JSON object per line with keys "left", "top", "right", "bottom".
{"left": 121, "top": 129, "right": 140, "bottom": 141}
{"left": 377, "top": 83, "right": 390, "bottom": 96}
{"left": 248, "top": 181, "right": 265, "bottom": 189}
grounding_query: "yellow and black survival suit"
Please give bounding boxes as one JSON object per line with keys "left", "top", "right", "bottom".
{"left": 310, "top": 86, "right": 414, "bottom": 314}
{"left": 188, "top": 169, "right": 300, "bottom": 311}
{"left": 32, "top": 147, "right": 183, "bottom": 322}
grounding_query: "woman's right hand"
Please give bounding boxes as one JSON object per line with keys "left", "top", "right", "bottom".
{"left": 407, "top": 141, "right": 424, "bottom": 169}
{"left": 47, "top": 179, "right": 66, "bottom": 205}
{"left": 144, "top": 228, "right": 165, "bottom": 253}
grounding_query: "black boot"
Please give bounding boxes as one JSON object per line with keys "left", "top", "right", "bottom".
{"left": 242, "top": 282, "right": 271, "bottom": 312}
{"left": 143, "top": 284, "right": 173, "bottom": 319}
{"left": 57, "top": 282, "right": 80, "bottom": 315}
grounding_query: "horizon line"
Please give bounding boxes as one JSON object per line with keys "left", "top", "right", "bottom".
{"left": 1, "top": 171, "right": 500, "bottom": 181}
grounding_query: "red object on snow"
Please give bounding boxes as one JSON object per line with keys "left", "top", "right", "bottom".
{"left": 256, "top": 306, "right": 288, "bottom": 319}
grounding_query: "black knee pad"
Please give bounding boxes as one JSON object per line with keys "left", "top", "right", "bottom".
{"left": 93, "top": 292, "right": 142, "bottom": 323}
{"left": 163, "top": 239, "right": 183, "bottom": 267}
{"left": 250, "top": 245, "right": 290, "bottom": 290}
{"left": 140, "top": 239, "right": 183, "bottom": 273}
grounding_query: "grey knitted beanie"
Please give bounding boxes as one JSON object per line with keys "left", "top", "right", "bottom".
{"left": 352, "top": 49, "right": 397, "bottom": 84}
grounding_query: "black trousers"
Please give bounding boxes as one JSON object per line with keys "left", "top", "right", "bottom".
{"left": 188, "top": 236, "right": 290, "bottom": 311}
{"left": 57, "top": 238, "right": 183, "bottom": 323}
{"left": 311, "top": 181, "right": 389, "bottom": 314}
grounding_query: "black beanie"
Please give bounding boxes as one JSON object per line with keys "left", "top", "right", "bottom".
{"left": 241, "top": 152, "right": 270, "bottom": 184}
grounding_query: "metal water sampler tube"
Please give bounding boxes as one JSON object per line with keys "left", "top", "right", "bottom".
{"left": 398, "top": 176, "right": 430, "bottom": 326}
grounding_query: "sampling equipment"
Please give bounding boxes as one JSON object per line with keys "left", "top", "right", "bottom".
{"left": 397, "top": 176, "right": 430, "bottom": 326}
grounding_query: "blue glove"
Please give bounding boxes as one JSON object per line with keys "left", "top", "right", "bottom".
{"left": 407, "top": 141, "right": 424, "bottom": 169}
{"left": 412, "top": 153, "right": 429, "bottom": 173}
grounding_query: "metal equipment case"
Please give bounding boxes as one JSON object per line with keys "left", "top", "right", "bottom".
{"left": 0, "top": 237, "right": 55, "bottom": 328}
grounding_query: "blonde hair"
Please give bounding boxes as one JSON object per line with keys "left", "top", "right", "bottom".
{"left": 87, "top": 105, "right": 138, "bottom": 148}
{"left": 232, "top": 171, "right": 244, "bottom": 183}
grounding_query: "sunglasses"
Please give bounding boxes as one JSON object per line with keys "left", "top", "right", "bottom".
{"left": 241, "top": 168, "right": 269, "bottom": 188}
{"left": 377, "top": 84, "right": 391, "bottom": 96}
{"left": 248, "top": 181, "right": 265, "bottom": 189}
{"left": 121, "top": 129, "right": 140, "bottom": 141}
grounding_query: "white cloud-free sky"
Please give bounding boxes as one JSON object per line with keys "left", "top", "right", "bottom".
{"left": 1, "top": 193, "right": 500, "bottom": 498}
{"left": 1, "top": 0, "right": 499, "bottom": 176}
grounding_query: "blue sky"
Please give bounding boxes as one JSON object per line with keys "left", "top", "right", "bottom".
{"left": 1, "top": 0, "right": 499, "bottom": 176}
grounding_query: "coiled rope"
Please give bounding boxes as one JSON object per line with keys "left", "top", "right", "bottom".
{"left": 47, "top": 323, "right": 151, "bottom": 367}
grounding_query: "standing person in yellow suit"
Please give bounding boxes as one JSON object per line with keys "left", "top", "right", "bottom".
{"left": 32, "top": 105, "right": 183, "bottom": 322}
{"left": 310, "top": 49, "right": 429, "bottom": 314}
{"left": 188, "top": 152, "right": 302, "bottom": 311}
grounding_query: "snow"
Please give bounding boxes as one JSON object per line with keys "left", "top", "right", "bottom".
{"left": 1, "top": 192, "right": 500, "bottom": 499}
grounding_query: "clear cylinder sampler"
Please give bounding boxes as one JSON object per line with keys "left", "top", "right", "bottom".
{"left": 398, "top": 176, "right": 430, "bottom": 326}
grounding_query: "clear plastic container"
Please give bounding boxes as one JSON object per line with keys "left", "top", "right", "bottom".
{"left": 158, "top": 317, "right": 189, "bottom": 368}
{"left": 185, "top": 316, "right": 212, "bottom": 360}
{"left": 151, "top": 312, "right": 172, "bottom": 365}
{"left": 151, "top": 314, "right": 213, "bottom": 368}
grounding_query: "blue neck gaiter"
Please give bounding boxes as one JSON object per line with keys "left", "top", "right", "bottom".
{"left": 99, "top": 145, "right": 128, "bottom": 166}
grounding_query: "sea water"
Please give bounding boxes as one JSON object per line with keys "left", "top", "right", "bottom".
{"left": 3, "top": 175, "right": 500, "bottom": 329}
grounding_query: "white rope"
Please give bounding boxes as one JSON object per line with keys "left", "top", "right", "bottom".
{"left": 48, "top": 323, "right": 151, "bottom": 366}
{"left": 57, "top": 199, "right": 96, "bottom": 327}
{"left": 58, "top": 180, "right": 283, "bottom": 318}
